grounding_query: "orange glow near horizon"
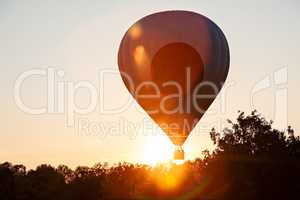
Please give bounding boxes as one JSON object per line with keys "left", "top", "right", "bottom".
{"left": 141, "top": 134, "right": 174, "bottom": 166}
{"left": 150, "top": 162, "right": 187, "bottom": 192}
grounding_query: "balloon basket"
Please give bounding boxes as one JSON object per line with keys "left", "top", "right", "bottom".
{"left": 173, "top": 146, "right": 184, "bottom": 160}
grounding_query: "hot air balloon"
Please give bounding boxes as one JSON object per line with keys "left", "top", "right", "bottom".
{"left": 118, "top": 10, "right": 230, "bottom": 160}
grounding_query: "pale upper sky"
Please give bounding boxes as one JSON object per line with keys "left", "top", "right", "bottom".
{"left": 1, "top": 0, "right": 300, "bottom": 169}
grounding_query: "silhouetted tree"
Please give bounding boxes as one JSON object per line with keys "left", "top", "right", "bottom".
{"left": 0, "top": 111, "right": 299, "bottom": 200}
{"left": 208, "top": 110, "right": 300, "bottom": 200}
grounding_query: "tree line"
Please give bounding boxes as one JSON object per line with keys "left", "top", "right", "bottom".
{"left": 1, "top": 111, "right": 300, "bottom": 200}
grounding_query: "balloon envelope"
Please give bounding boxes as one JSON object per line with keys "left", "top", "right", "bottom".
{"left": 118, "top": 10, "right": 230, "bottom": 146}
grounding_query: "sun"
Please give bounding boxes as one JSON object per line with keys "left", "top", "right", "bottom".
{"left": 141, "top": 134, "right": 174, "bottom": 166}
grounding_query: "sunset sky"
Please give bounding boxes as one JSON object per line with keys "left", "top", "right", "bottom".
{"left": 1, "top": 0, "right": 300, "bottom": 169}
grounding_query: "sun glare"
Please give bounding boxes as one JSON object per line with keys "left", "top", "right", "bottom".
{"left": 133, "top": 45, "right": 149, "bottom": 66}
{"left": 142, "top": 134, "right": 174, "bottom": 166}
{"left": 129, "top": 24, "right": 142, "bottom": 39}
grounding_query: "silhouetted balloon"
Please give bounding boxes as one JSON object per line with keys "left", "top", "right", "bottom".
{"left": 118, "top": 10, "right": 230, "bottom": 159}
